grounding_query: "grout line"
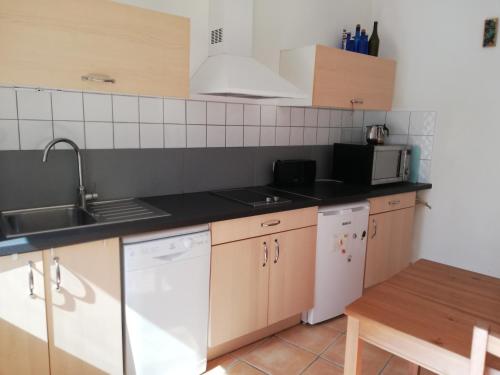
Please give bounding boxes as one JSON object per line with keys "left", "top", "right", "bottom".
{"left": 81, "top": 92, "right": 87, "bottom": 149}
{"left": 49, "top": 91, "right": 55, "bottom": 142}
{"left": 137, "top": 96, "right": 141, "bottom": 149}
{"left": 377, "top": 354, "right": 394, "bottom": 375}
{"left": 14, "top": 89, "right": 21, "bottom": 150}
{"left": 111, "top": 95, "right": 115, "bottom": 149}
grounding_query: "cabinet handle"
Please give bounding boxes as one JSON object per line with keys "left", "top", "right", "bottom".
{"left": 81, "top": 73, "right": 116, "bottom": 84}
{"left": 274, "top": 239, "right": 280, "bottom": 264}
{"left": 263, "top": 242, "right": 268, "bottom": 267}
{"left": 388, "top": 200, "right": 400, "bottom": 206}
{"left": 371, "top": 219, "right": 377, "bottom": 239}
{"left": 28, "top": 261, "right": 34, "bottom": 298}
{"left": 261, "top": 219, "right": 280, "bottom": 227}
{"left": 54, "top": 257, "right": 61, "bottom": 291}
{"left": 350, "top": 98, "right": 364, "bottom": 105}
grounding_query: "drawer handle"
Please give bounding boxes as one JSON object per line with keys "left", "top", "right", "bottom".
{"left": 350, "top": 98, "right": 364, "bottom": 105}
{"left": 28, "top": 261, "right": 35, "bottom": 298}
{"left": 388, "top": 200, "right": 401, "bottom": 205}
{"left": 263, "top": 242, "right": 268, "bottom": 267}
{"left": 261, "top": 219, "right": 281, "bottom": 227}
{"left": 54, "top": 256, "right": 61, "bottom": 292}
{"left": 371, "top": 219, "right": 377, "bottom": 239}
{"left": 274, "top": 239, "right": 280, "bottom": 264}
{"left": 81, "top": 73, "right": 116, "bottom": 84}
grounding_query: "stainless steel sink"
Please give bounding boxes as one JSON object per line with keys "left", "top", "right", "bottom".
{"left": 0, "top": 205, "right": 97, "bottom": 237}
{"left": 0, "top": 198, "right": 170, "bottom": 238}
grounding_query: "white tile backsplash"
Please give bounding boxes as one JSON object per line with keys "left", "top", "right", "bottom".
{"left": 226, "top": 103, "right": 243, "bottom": 125}
{"left": 244, "top": 126, "right": 260, "bottom": 146}
{"left": 316, "top": 127, "right": 330, "bottom": 145}
{"left": 386, "top": 111, "right": 410, "bottom": 135}
{"left": 52, "top": 91, "right": 83, "bottom": 121}
{"left": 353, "top": 111, "right": 364, "bottom": 127}
{"left": 187, "top": 101, "right": 206, "bottom": 125}
{"left": 341, "top": 111, "right": 353, "bottom": 127}
{"left": 244, "top": 104, "right": 260, "bottom": 126}
{"left": 318, "top": 109, "right": 330, "bottom": 127}
{"left": 84, "top": 93, "right": 112, "bottom": 122}
{"left": 17, "top": 89, "right": 52, "bottom": 120}
{"left": 139, "top": 97, "right": 163, "bottom": 124}
{"left": 363, "top": 111, "right": 386, "bottom": 126}
{"left": 114, "top": 122, "right": 139, "bottom": 149}
{"left": 408, "top": 135, "right": 434, "bottom": 160}
{"left": 351, "top": 128, "right": 363, "bottom": 144}
{"left": 290, "top": 127, "right": 304, "bottom": 145}
{"left": 329, "top": 127, "right": 341, "bottom": 144}
{"left": 261, "top": 105, "right": 276, "bottom": 126}
{"left": 277, "top": 107, "right": 291, "bottom": 127}
{"left": 53, "top": 121, "right": 85, "bottom": 149}
{"left": 0, "top": 120, "right": 19, "bottom": 150}
{"left": 19, "top": 120, "right": 53, "bottom": 150}
{"left": 275, "top": 127, "right": 290, "bottom": 146}
{"left": 112, "top": 95, "right": 139, "bottom": 123}
{"left": 85, "top": 122, "right": 114, "bottom": 149}
{"left": 140, "top": 123, "right": 164, "bottom": 148}
{"left": 304, "top": 127, "right": 317, "bottom": 145}
{"left": 164, "top": 124, "right": 186, "bottom": 148}
{"left": 260, "top": 126, "right": 275, "bottom": 146}
{"left": 207, "top": 125, "right": 225, "bottom": 147}
{"left": 410, "top": 111, "right": 436, "bottom": 135}
{"left": 341, "top": 128, "right": 352, "bottom": 143}
{"left": 187, "top": 125, "right": 206, "bottom": 147}
{"left": 226, "top": 126, "right": 243, "bottom": 147}
{"left": 0, "top": 87, "right": 17, "bottom": 119}
{"left": 164, "top": 99, "right": 186, "bottom": 124}
{"left": 305, "top": 108, "right": 318, "bottom": 127}
{"left": 291, "top": 107, "right": 305, "bottom": 127}
{"left": 207, "top": 102, "right": 226, "bottom": 125}
{"left": 386, "top": 134, "right": 408, "bottom": 145}
{"left": 330, "top": 110, "right": 343, "bottom": 127}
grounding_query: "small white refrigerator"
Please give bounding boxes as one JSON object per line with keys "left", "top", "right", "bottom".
{"left": 302, "top": 201, "right": 370, "bottom": 325}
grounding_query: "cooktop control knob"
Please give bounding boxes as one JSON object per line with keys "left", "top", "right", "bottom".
{"left": 266, "top": 197, "right": 272, "bottom": 203}
{"left": 273, "top": 196, "right": 280, "bottom": 202}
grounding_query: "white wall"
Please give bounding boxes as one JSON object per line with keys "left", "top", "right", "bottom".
{"left": 372, "top": 0, "right": 500, "bottom": 277}
{"left": 253, "top": 0, "right": 372, "bottom": 72}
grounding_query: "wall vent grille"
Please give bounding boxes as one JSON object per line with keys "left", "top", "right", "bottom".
{"left": 211, "top": 28, "right": 223, "bottom": 45}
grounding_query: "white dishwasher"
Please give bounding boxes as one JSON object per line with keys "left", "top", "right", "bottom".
{"left": 122, "top": 224, "right": 211, "bottom": 375}
{"left": 302, "top": 202, "right": 369, "bottom": 325}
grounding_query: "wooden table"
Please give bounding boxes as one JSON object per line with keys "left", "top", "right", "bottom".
{"left": 344, "top": 259, "right": 500, "bottom": 375}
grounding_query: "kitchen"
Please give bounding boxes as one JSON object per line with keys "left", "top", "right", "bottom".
{"left": 0, "top": 0, "right": 499, "bottom": 375}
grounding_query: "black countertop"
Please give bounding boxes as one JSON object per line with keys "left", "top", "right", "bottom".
{"left": 0, "top": 181, "right": 431, "bottom": 256}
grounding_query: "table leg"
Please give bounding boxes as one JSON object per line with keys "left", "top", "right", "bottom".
{"left": 408, "top": 363, "right": 421, "bottom": 375}
{"left": 345, "top": 316, "right": 364, "bottom": 375}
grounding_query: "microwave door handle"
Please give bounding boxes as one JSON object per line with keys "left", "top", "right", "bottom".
{"left": 396, "top": 150, "right": 403, "bottom": 177}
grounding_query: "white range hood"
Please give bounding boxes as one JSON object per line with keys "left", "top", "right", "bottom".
{"left": 190, "top": 0, "right": 305, "bottom": 99}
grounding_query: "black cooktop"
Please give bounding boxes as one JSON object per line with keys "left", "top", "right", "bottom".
{"left": 212, "top": 187, "right": 294, "bottom": 207}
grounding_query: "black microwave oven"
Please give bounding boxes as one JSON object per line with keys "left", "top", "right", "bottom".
{"left": 332, "top": 143, "right": 411, "bottom": 185}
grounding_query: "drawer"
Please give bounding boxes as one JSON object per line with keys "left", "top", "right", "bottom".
{"left": 211, "top": 207, "right": 318, "bottom": 245}
{"left": 368, "top": 192, "right": 416, "bottom": 215}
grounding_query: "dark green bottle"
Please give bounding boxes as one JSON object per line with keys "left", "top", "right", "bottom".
{"left": 368, "top": 21, "right": 380, "bottom": 56}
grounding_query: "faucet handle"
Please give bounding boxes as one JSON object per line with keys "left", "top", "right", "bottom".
{"left": 85, "top": 192, "right": 99, "bottom": 201}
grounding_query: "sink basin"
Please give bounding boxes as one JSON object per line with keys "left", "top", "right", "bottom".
{"left": 0, "top": 205, "right": 96, "bottom": 238}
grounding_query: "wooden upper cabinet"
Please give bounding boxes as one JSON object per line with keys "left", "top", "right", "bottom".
{"left": 0, "top": 251, "right": 50, "bottom": 375}
{"left": 0, "top": 0, "right": 190, "bottom": 98}
{"left": 280, "top": 44, "right": 396, "bottom": 110}
{"left": 43, "top": 238, "right": 123, "bottom": 375}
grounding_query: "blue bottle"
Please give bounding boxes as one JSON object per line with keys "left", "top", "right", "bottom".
{"left": 354, "top": 24, "right": 361, "bottom": 52}
{"left": 360, "top": 29, "right": 369, "bottom": 54}
{"left": 346, "top": 32, "right": 355, "bottom": 51}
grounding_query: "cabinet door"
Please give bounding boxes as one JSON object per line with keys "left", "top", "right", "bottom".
{"left": 312, "top": 45, "right": 396, "bottom": 110}
{"left": 364, "top": 211, "right": 392, "bottom": 288}
{"left": 387, "top": 207, "right": 415, "bottom": 277}
{"left": 364, "top": 207, "right": 415, "bottom": 288}
{"left": 209, "top": 236, "right": 270, "bottom": 347}
{"left": 0, "top": 0, "right": 189, "bottom": 98}
{"left": 268, "top": 226, "right": 316, "bottom": 325}
{"left": 43, "top": 238, "right": 122, "bottom": 375}
{"left": 0, "top": 251, "right": 50, "bottom": 375}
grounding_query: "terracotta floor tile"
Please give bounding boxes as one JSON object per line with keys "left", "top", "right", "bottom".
{"left": 380, "top": 355, "right": 413, "bottom": 375}
{"left": 230, "top": 337, "right": 272, "bottom": 359}
{"left": 323, "top": 315, "right": 347, "bottom": 333}
{"left": 420, "top": 368, "right": 438, "bottom": 375}
{"left": 206, "top": 354, "right": 238, "bottom": 373}
{"left": 359, "top": 343, "right": 392, "bottom": 375}
{"left": 320, "top": 334, "right": 346, "bottom": 366}
{"left": 302, "top": 358, "right": 343, "bottom": 375}
{"left": 241, "top": 336, "right": 316, "bottom": 375}
{"left": 229, "top": 361, "right": 267, "bottom": 374}
{"left": 276, "top": 323, "right": 341, "bottom": 354}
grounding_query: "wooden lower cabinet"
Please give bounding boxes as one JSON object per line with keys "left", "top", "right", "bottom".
{"left": 268, "top": 227, "right": 316, "bottom": 325}
{"left": 0, "top": 251, "right": 50, "bottom": 375}
{"left": 209, "top": 226, "right": 317, "bottom": 347}
{"left": 0, "top": 238, "right": 122, "bottom": 375}
{"left": 43, "top": 238, "right": 123, "bottom": 375}
{"left": 364, "top": 206, "right": 415, "bottom": 288}
{"left": 209, "top": 236, "right": 270, "bottom": 347}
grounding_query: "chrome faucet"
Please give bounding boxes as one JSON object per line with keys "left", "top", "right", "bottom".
{"left": 42, "top": 138, "right": 98, "bottom": 210}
